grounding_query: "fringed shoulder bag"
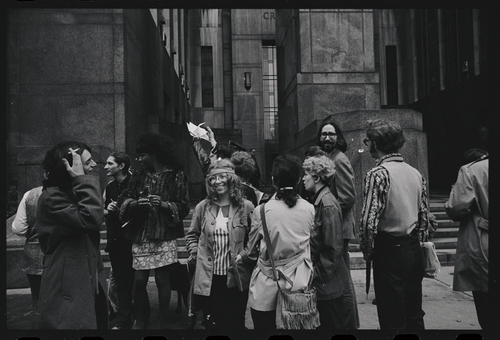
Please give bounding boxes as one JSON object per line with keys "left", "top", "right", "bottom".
{"left": 260, "top": 204, "right": 320, "bottom": 330}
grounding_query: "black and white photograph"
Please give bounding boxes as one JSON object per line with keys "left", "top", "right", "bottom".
{"left": 4, "top": 4, "right": 498, "bottom": 340}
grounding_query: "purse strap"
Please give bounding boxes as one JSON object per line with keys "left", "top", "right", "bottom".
{"left": 260, "top": 204, "right": 293, "bottom": 290}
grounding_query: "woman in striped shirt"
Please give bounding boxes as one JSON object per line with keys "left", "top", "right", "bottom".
{"left": 186, "top": 159, "right": 255, "bottom": 329}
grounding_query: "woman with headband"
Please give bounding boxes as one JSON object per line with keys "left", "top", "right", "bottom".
{"left": 186, "top": 159, "right": 255, "bottom": 330}
{"left": 240, "top": 154, "right": 315, "bottom": 330}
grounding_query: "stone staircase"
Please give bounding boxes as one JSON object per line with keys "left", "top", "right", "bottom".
{"left": 100, "top": 210, "right": 193, "bottom": 277}
{"left": 98, "top": 193, "right": 458, "bottom": 273}
{"left": 7, "top": 192, "right": 456, "bottom": 288}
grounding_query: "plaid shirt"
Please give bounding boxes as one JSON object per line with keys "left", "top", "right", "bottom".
{"left": 359, "top": 154, "right": 429, "bottom": 255}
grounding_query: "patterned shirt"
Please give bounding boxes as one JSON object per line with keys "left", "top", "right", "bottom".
{"left": 359, "top": 154, "right": 429, "bottom": 255}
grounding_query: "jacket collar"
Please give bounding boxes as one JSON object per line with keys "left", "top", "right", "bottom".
{"left": 206, "top": 200, "right": 240, "bottom": 222}
{"left": 312, "top": 185, "right": 330, "bottom": 206}
{"left": 376, "top": 153, "right": 404, "bottom": 167}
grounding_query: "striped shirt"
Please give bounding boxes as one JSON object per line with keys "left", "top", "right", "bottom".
{"left": 213, "top": 206, "right": 231, "bottom": 275}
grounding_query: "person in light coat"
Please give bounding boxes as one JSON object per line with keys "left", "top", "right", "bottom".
{"left": 445, "top": 153, "right": 495, "bottom": 331}
{"left": 186, "top": 159, "right": 254, "bottom": 330}
{"left": 240, "top": 154, "right": 315, "bottom": 330}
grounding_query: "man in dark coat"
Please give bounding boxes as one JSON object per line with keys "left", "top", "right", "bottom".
{"left": 37, "top": 141, "right": 107, "bottom": 329}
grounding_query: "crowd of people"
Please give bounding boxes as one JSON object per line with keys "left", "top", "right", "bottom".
{"left": 11, "top": 118, "right": 492, "bottom": 333}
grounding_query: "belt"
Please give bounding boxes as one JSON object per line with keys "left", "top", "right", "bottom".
{"left": 376, "top": 231, "right": 416, "bottom": 241}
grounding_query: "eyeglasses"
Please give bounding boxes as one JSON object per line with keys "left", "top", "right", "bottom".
{"left": 207, "top": 174, "right": 229, "bottom": 184}
{"left": 363, "top": 138, "right": 371, "bottom": 146}
{"left": 321, "top": 132, "right": 337, "bottom": 137}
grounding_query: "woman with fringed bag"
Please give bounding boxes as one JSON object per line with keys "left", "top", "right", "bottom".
{"left": 237, "top": 154, "right": 318, "bottom": 330}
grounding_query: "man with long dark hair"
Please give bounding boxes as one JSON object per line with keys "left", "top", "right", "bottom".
{"left": 36, "top": 141, "right": 107, "bottom": 329}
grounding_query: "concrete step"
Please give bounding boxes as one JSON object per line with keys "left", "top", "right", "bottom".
{"left": 430, "top": 204, "right": 446, "bottom": 213}
{"left": 433, "top": 237, "right": 457, "bottom": 250}
{"left": 432, "top": 211, "right": 450, "bottom": 220}
{"left": 433, "top": 227, "right": 459, "bottom": 238}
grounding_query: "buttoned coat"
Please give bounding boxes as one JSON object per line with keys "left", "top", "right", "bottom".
{"left": 185, "top": 198, "right": 254, "bottom": 296}
{"left": 36, "top": 176, "right": 108, "bottom": 329}
{"left": 445, "top": 157, "right": 489, "bottom": 292}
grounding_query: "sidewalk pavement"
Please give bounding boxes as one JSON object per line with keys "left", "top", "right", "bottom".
{"left": 6, "top": 265, "right": 481, "bottom": 333}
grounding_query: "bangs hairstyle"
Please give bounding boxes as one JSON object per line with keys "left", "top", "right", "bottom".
{"left": 135, "top": 132, "right": 183, "bottom": 170}
{"left": 317, "top": 119, "right": 347, "bottom": 152}
{"left": 42, "top": 141, "right": 91, "bottom": 191}
{"left": 205, "top": 159, "right": 243, "bottom": 206}
{"left": 302, "top": 155, "right": 336, "bottom": 185}
{"left": 366, "top": 119, "right": 405, "bottom": 154}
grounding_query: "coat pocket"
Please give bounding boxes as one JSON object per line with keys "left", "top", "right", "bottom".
{"left": 477, "top": 217, "right": 488, "bottom": 260}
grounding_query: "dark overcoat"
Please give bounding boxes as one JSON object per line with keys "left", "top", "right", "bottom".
{"left": 36, "top": 176, "right": 107, "bottom": 329}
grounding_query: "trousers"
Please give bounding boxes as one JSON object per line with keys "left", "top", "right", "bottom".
{"left": 373, "top": 232, "right": 425, "bottom": 330}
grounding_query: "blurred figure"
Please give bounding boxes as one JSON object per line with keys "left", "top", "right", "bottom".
{"left": 445, "top": 146, "right": 495, "bottom": 332}
{"left": 242, "top": 154, "right": 315, "bottom": 330}
{"left": 303, "top": 155, "right": 358, "bottom": 330}
{"left": 118, "top": 132, "right": 190, "bottom": 329}
{"left": 249, "top": 148, "right": 262, "bottom": 188}
{"left": 12, "top": 184, "right": 44, "bottom": 319}
{"left": 186, "top": 159, "right": 254, "bottom": 330}
{"left": 359, "top": 120, "right": 429, "bottom": 330}
{"left": 103, "top": 152, "right": 134, "bottom": 329}
{"left": 37, "top": 141, "right": 107, "bottom": 329}
{"left": 230, "top": 151, "right": 260, "bottom": 206}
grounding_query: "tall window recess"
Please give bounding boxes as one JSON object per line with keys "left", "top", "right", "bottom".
{"left": 385, "top": 46, "right": 399, "bottom": 106}
{"left": 262, "top": 42, "right": 278, "bottom": 141}
{"left": 201, "top": 46, "right": 214, "bottom": 108}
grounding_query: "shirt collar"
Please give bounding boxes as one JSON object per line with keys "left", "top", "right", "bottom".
{"left": 376, "top": 153, "right": 404, "bottom": 166}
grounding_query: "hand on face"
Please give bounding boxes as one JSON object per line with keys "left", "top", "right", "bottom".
{"left": 63, "top": 148, "right": 85, "bottom": 177}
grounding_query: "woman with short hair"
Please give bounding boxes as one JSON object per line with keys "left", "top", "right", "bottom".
{"left": 303, "top": 155, "right": 358, "bottom": 330}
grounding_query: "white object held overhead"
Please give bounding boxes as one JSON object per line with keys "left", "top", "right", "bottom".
{"left": 187, "top": 122, "right": 210, "bottom": 142}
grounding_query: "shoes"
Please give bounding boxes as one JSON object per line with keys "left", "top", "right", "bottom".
{"left": 131, "top": 321, "right": 146, "bottom": 330}
{"left": 111, "top": 326, "right": 120, "bottom": 330}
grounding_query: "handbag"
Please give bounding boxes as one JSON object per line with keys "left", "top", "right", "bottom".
{"left": 421, "top": 241, "right": 441, "bottom": 279}
{"left": 260, "top": 204, "right": 320, "bottom": 330}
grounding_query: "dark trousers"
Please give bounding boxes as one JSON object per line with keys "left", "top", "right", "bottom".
{"left": 343, "top": 239, "right": 360, "bottom": 329}
{"left": 373, "top": 233, "right": 425, "bottom": 330}
{"left": 108, "top": 238, "right": 135, "bottom": 329}
{"left": 197, "top": 275, "right": 247, "bottom": 329}
{"left": 472, "top": 291, "right": 500, "bottom": 332}
{"left": 251, "top": 308, "right": 276, "bottom": 330}
{"left": 26, "top": 274, "right": 42, "bottom": 314}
